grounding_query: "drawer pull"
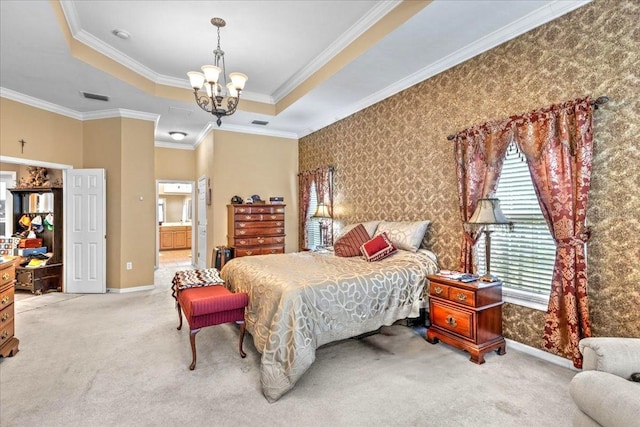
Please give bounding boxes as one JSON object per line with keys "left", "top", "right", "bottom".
{"left": 270, "top": 215, "right": 276, "bottom": 219}
{"left": 244, "top": 215, "right": 252, "bottom": 220}
{"left": 238, "top": 240, "right": 247, "bottom": 245}
{"left": 457, "top": 293, "right": 467, "bottom": 301}
{"left": 1, "top": 330, "right": 8, "bottom": 340}
{"left": 238, "top": 230, "right": 246, "bottom": 235}
{"left": 270, "top": 249, "right": 276, "bottom": 254}
{"left": 257, "top": 239, "right": 265, "bottom": 244}
{"left": 245, "top": 251, "right": 253, "bottom": 256}
{"left": 239, "top": 223, "right": 246, "bottom": 228}
{"left": 1, "top": 273, "right": 8, "bottom": 281}
{"left": 238, "top": 208, "right": 246, "bottom": 213}
{"left": 1, "top": 296, "right": 9, "bottom": 305}
{"left": 1, "top": 313, "right": 8, "bottom": 322}
{"left": 434, "top": 286, "right": 443, "bottom": 295}
{"left": 446, "top": 315, "right": 457, "bottom": 327}
{"left": 276, "top": 222, "right": 283, "bottom": 226}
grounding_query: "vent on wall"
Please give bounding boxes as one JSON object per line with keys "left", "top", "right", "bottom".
{"left": 81, "top": 91, "right": 110, "bottom": 102}
{"left": 251, "top": 120, "right": 269, "bottom": 126}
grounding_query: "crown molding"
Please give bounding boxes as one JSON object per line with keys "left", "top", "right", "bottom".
{"left": 216, "top": 123, "right": 298, "bottom": 140}
{"left": 154, "top": 141, "right": 195, "bottom": 150}
{"left": 0, "top": 155, "right": 73, "bottom": 170}
{"left": 0, "top": 87, "right": 83, "bottom": 120}
{"left": 193, "top": 122, "right": 215, "bottom": 149}
{"left": 272, "top": 1, "right": 401, "bottom": 102}
{"left": 299, "top": 0, "right": 591, "bottom": 138}
{"left": 83, "top": 109, "right": 159, "bottom": 122}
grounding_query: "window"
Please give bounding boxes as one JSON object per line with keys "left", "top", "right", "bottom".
{"left": 305, "top": 183, "right": 322, "bottom": 249}
{"left": 476, "top": 143, "right": 557, "bottom": 310}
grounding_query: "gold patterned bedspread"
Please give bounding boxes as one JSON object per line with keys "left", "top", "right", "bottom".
{"left": 220, "top": 249, "right": 438, "bottom": 402}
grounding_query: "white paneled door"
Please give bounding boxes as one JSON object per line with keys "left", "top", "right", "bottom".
{"left": 64, "top": 169, "right": 106, "bottom": 293}
{"left": 197, "top": 176, "right": 207, "bottom": 268}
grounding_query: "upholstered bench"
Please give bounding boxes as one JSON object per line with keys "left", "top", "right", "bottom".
{"left": 172, "top": 269, "right": 249, "bottom": 370}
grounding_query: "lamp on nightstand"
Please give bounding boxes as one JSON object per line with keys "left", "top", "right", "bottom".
{"left": 313, "top": 204, "right": 331, "bottom": 248}
{"left": 465, "top": 198, "right": 513, "bottom": 282}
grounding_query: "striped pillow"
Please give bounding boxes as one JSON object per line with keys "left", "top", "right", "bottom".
{"left": 334, "top": 223, "right": 370, "bottom": 257}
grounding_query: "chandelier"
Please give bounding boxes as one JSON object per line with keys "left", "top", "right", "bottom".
{"left": 187, "top": 18, "right": 248, "bottom": 126}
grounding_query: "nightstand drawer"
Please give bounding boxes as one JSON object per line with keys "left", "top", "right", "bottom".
{"left": 0, "top": 303, "right": 13, "bottom": 325}
{"left": 0, "top": 285, "right": 14, "bottom": 308}
{"left": 429, "top": 282, "right": 450, "bottom": 299}
{"left": 449, "top": 287, "right": 475, "bottom": 307}
{"left": 0, "top": 318, "right": 14, "bottom": 344}
{"left": 431, "top": 301, "right": 474, "bottom": 340}
{"left": 0, "top": 267, "right": 15, "bottom": 287}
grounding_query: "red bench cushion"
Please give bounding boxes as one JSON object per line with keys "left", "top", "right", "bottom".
{"left": 178, "top": 286, "right": 248, "bottom": 329}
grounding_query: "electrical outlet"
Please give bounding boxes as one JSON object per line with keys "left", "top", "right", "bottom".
{"left": 126, "top": 262, "right": 133, "bottom": 270}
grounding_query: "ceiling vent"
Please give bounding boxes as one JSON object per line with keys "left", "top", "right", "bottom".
{"left": 251, "top": 120, "right": 269, "bottom": 126}
{"left": 81, "top": 91, "right": 109, "bottom": 102}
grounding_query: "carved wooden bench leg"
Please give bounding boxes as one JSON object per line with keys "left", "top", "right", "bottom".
{"left": 189, "top": 328, "right": 200, "bottom": 370}
{"left": 239, "top": 322, "right": 246, "bottom": 358}
{"left": 176, "top": 303, "right": 183, "bottom": 330}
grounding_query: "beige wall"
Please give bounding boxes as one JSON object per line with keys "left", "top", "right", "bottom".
{"left": 300, "top": 0, "right": 640, "bottom": 352}
{"left": 211, "top": 130, "right": 298, "bottom": 256}
{"left": 154, "top": 147, "right": 196, "bottom": 181}
{"left": 119, "top": 118, "right": 156, "bottom": 288}
{"left": 0, "top": 98, "right": 83, "bottom": 167}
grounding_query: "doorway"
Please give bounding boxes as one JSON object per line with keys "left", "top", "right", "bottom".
{"left": 155, "top": 180, "right": 196, "bottom": 269}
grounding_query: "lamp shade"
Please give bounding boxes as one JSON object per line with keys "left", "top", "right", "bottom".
{"left": 468, "top": 198, "right": 510, "bottom": 225}
{"left": 313, "top": 204, "right": 331, "bottom": 219}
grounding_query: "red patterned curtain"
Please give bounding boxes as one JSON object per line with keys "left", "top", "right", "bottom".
{"left": 452, "top": 96, "right": 594, "bottom": 368}
{"left": 453, "top": 125, "right": 511, "bottom": 272}
{"left": 513, "top": 97, "right": 594, "bottom": 368}
{"left": 297, "top": 166, "right": 334, "bottom": 250}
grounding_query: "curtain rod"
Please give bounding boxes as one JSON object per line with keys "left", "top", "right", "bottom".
{"left": 446, "top": 96, "right": 609, "bottom": 141}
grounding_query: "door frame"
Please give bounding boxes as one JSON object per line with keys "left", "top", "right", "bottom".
{"left": 155, "top": 179, "right": 196, "bottom": 269}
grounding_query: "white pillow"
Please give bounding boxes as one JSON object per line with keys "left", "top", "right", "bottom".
{"left": 337, "top": 221, "right": 381, "bottom": 240}
{"left": 375, "top": 221, "right": 431, "bottom": 252}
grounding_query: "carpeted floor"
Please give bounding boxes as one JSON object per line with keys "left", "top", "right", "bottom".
{"left": 0, "top": 265, "right": 578, "bottom": 426}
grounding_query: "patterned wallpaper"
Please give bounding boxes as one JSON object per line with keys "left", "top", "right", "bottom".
{"left": 299, "top": 1, "right": 640, "bottom": 351}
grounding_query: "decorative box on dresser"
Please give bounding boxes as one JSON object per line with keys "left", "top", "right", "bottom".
{"left": 0, "top": 258, "right": 19, "bottom": 357}
{"left": 227, "top": 204, "right": 285, "bottom": 257}
{"left": 426, "top": 274, "right": 505, "bottom": 364}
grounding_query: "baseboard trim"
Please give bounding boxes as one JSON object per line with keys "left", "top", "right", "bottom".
{"left": 107, "top": 285, "right": 155, "bottom": 293}
{"left": 505, "top": 338, "right": 578, "bottom": 371}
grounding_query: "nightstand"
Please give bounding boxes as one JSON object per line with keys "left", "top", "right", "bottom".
{"left": 425, "top": 274, "right": 506, "bottom": 364}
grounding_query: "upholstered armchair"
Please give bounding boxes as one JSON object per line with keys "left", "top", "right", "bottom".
{"left": 569, "top": 337, "right": 640, "bottom": 426}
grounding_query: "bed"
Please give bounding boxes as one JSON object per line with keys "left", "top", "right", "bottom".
{"left": 220, "top": 243, "right": 438, "bottom": 402}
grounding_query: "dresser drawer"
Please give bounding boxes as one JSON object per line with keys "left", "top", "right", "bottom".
{"left": 233, "top": 206, "right": 283, "bottom": 215}
{"left": 233, "top": 236, "right": 285, "bottom": 247}
{"left": 431, "top": 301, "right": 474, "bottom": 340}
{"left": 0, "top": 303, "right": 14, "bottom": 326}
{"left": 0, "top": 266, "right": 15, "bottom": 287}
{"left": 235, "top": 246, "right": 285, "bottom": 257}
{"left": 235, "top": 227, "right": 285, "bottom": 237}
{"left": 236, "top": 221, "right": 284, "bottom": 229}
{"left": 0, "top": 285, "right": 14, "bottom": 308}
{"left": 448, "top": 287, "right": 475, "bottom": 307}
{"left": 0, "top": 318, "right": 14, "bottom": 345}
{"left": 235, "top": 213, "right": 285, "bottom": 222}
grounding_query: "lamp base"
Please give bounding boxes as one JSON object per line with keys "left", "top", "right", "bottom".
{"left": 479, "top": 274, "right": 500, "bottom": 283}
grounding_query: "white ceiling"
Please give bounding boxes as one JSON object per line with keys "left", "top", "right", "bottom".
{"left": 0, "top": 0, "right": 589, "bottom": 148}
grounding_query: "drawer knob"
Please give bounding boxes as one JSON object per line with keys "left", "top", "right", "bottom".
{"left": 1, "top": 313, "right": 8, "bottom": 322}
{"left": 434, "top": 286, "right": 443, "bottom": 295}
{"left": 270, "top": 249, "right": 276, "bottom": 254}
{"left": 0, "top": 330, "right": 8, "bottom": 340}
{"left": 238, "top": 208, "right": 246, "bottom": 213}
{"left": 270, "top": 215, "right": 276, "bottom": 219}
{"left": 446, "top": 315, "right": 457, "bottom": 327}
{"left": 457, "top": 293, "right": 467, "bottom": 301}
{"left": 238, "top": 230, "right": 246, "bottom": 235}
{"left": 244, "top": 215, "right": 251, "bottom": 220}
{"left": 1, "top": 296, "right": 9, "bottom": 305}
{"left": 276, "top": 222, "right": 283, "bottom": 226}
{"left": 257, "top": 239, "right": 265, "bottom": 244}
{"left": 246, "top": 251, "right": 253, "bottom": 256}
{"left": 239, "top": 240, "right": 247, "bottom": 245}
{"left": 1, "top": 273, "right": 8, "bottom": 281}
{"left": 239, "top": 223, "right": 246, "bottom": 228}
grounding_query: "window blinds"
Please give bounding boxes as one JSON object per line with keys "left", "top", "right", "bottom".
{"left": 306, "top": 182, "right": 322, "bottom": 249}
{"left": 476, "top": 145, "right": 556, "bottom": 294}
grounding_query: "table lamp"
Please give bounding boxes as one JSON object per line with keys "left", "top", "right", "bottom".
{"left": 465, "top": 198, "right": 513, "bottom": 282}
{"left": 312, "top": 204, "right": 331, "bottom": 247}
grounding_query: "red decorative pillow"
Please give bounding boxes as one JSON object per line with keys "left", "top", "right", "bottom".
{"left": 360, "top": 232, "right": 397, "bottom": 262}
{"left": 334, "top": 224, "right": 370, "bottom": 257}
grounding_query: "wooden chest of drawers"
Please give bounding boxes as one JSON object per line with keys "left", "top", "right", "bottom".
{"left": 425, "top": 274, "right": 505, "bottom": 364}
{"left": 15, "top": 263, "right": 63, "bottom": 295}
{"left": 227, "top": 204, "right": 286, "bottom": 257}
{"left": 0, "top": 259, "right": 19, "bottom": 358}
